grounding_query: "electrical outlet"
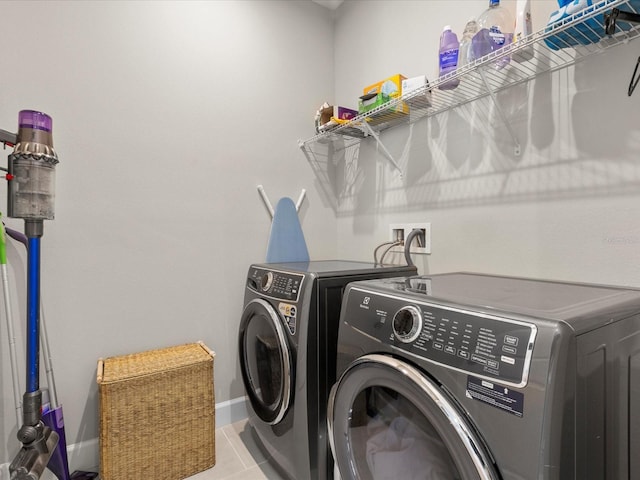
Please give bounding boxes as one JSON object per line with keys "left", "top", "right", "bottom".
{"left": 389, "top": 223, "right": 431, "bottom": 254}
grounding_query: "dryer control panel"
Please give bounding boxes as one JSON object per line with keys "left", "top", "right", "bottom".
{"left": 247, "top": 267, "right": 305, "bottom": 303}
{"left": 345, "top": 287, "right": 537, "bottom": 388}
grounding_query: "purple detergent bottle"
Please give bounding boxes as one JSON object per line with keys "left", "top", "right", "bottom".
{"left": 438, "top": 25, "right": 460, "bottom": 90}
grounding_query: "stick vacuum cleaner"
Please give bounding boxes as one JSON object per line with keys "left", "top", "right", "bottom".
{"left": 2, "top": 113, "right": 97, "bottom": 480}
{"left": 4, "top": 110, "right": 60, "bottom": 480}
{"left": 3, "top": 225, "right": 74, "bottom": 480}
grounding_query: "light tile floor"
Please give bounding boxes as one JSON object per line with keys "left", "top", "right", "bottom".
{"left": 186, "top": 419, "right": 286, "bottom": 480}
{"left": 38, "top": 418, "right": 286, "bottom": 480}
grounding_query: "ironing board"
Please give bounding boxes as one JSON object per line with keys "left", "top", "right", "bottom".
{"left": 265, "top": 197, "right": 309, "bottom": 263}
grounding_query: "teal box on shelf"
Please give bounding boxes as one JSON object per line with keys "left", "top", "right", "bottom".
{"left": 544, "top": 0, "right": 604, "bottom": 49}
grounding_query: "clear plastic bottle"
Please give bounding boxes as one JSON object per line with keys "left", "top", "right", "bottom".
{"left": 458, "top": 18, "right": 479, "bottom": 68}
{"left": 472, "top": 0, "right": 514, "bottom": 70}
{"left": 513, "top": 0, "right": 534, "bottom": 62}
{"left": 438, "top": 25, "right": 460, "bottom": 90}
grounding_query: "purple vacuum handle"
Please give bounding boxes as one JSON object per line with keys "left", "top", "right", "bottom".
{"left": 5, "top": 226, "right": 28, "bottom": 248}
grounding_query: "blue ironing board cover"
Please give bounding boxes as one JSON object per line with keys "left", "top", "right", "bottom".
{"left": 265, "top": 197, "right": 310, "bottom": 263}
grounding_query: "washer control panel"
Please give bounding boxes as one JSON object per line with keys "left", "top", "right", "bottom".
{"left": 345, "top": 287, "right": 537, "bottom": 387}
{"left": 247, "top": 267, "right": 304, "bottom": 302}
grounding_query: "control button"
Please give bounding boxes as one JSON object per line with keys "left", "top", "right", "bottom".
{"left": 444, "top": 345, "right": 456, "bottom": 355}
{"left": 501, "top": 355, "right": 516, "bottom": 365}
{"left": 504, "top": 335, "right": 519, "bottom": 346}
{"left": 458, "top": 350, "right": 470, "bottom": 360}
{"left": 487, "top": 359, "right": 499, "bottom": 369}
{"left": 433, "top": 342, "right": 444, "bottom": 351}
{"left": 502, "top": 345, "right": 517, "bottom": 355}
{"left": 392, "top": 306, "right": 423, "bottom": 343}
{"left": 471, "top": 354, "right": 487, "bottom": 365}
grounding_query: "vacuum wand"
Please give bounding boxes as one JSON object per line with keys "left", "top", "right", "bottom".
{"left": 6, "top": 110, "right": 60, "bottom": 480}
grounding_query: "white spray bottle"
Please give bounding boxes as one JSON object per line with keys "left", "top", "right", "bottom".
{"left": 514, "top": 0, "right": 534, "bottom": 62}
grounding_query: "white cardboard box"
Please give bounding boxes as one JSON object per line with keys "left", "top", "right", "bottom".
{"left": 401, "top": 75, "right": 432, "bottom": 108}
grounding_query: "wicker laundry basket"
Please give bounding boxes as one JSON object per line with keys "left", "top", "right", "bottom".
{"left": 97, "top": 342, "right": 215, "bottom": 480}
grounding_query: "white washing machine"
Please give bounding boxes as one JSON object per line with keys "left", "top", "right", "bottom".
{"left": 328, "top": 272, "right": 640, "bottom": 479}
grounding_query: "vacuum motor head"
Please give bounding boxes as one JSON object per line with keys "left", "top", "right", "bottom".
{"left": 7, "top": 110, "right": 59, "bottom": 221}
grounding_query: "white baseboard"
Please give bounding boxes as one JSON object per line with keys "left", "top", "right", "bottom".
{"left": 215, "top": 396, "right": 248, "bottom": 428}
{"left": 0, "top": 436, "right": 101, "bottom": 479}
{"left": 0, "top": 396, "right": 248, "bottom": 478}
{"left": 66, "top": 437, "right": 100, "bottom": 473}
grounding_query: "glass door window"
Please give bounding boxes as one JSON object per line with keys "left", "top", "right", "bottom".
{"left": 239, "top": 298, "right": 292, "bottom": 424}
{"left": 349, "top": 386, "right": 460, "bottom": 480}
{"left": 329, "top": 354, "right": 499, "bottom": 480}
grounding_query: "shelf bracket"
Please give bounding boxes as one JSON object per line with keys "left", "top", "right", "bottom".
{"left": 478, "top": 68, "right": 522, "bottom": 156}
{"left": 360, "top": 121, "right": 404, "bottom": 177}
{"left": 604, "top": 7, "right": 640, "bottom": 35}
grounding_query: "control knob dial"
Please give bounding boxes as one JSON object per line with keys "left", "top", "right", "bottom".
{"left": 392, "top": 306, "right": 423, "bottom": 343}
{"left": 261, "top": 272, "right": 274, "bottom": 292}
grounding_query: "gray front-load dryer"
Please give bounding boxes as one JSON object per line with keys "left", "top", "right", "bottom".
{"left": 328, "top": 273, "right": 640, "bottom": 480}
{"left": 238, "top": 260, "right": 416, "bottom": 480}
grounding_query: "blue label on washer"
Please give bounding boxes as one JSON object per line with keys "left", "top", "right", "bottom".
{"left": 466, "top": 376, "right": 524, "bottom": 417}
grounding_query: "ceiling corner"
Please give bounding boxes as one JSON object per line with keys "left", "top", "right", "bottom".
{"left": 311, "top": 0, "right": 344, "bottom": 10}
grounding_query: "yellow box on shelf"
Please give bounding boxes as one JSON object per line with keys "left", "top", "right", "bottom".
{"left": 359, "top": 74, "right": 409, "bottom": 113}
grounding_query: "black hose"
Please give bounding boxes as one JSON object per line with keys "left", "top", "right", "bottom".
{"left": 374, "top": 240, "right": 397, "bottom": 264}
{"left": 379, "top": 241, "right": 402, "bottom": 265}
{"left": 404, "top": 228, "right": 423, "bottom": 267}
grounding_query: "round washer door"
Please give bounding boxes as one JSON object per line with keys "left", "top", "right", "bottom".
{"left": 239, "top": 298, "right": 292, "bottom": 425}
{"left": 328, "top": 354, "right": 499, "bottom": 480}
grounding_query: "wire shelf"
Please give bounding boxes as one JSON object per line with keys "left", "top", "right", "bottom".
{"left": 300, "top": 0, "right": 640, "bottom": 149}
{"left": 299, "top": 0, "right": 640, "bottom": 213}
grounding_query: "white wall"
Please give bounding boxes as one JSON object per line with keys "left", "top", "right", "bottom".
{"left": 0, "top": 0, "right": 337, "bottom": 466}
{"left": 331, "top": 0, "right": 640, "bottom": 288}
